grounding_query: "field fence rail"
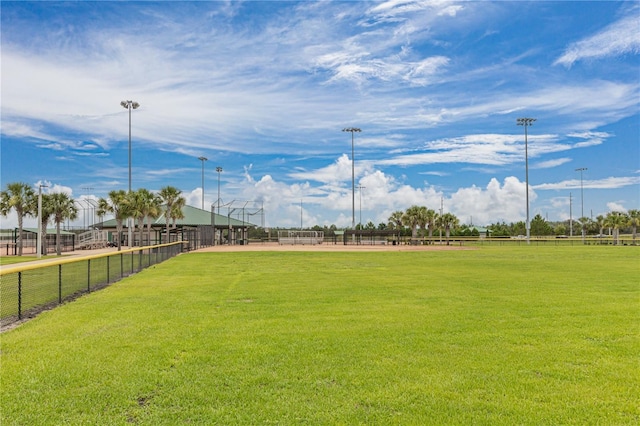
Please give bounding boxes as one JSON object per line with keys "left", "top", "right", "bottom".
{"left": 0, "top": 242, "right": 184, "bottom": 328}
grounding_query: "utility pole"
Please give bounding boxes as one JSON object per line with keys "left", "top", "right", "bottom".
{"left": 358, "top": 185, "right": 365, "bottom": 228}
{"left": 517, "top": 117, "right": 536, "bottom": 245}
{"left": 198, "top": 157, "right": 208, "bottom": 210}
{"left": 569, "top": 192, "right": 573, "bottom": 237}
{"left": 342, "top": 127, "right": 361, "bottom": 230}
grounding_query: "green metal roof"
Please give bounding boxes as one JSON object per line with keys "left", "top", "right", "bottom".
{"left": 22, "top": 228, "right": 75, "bottom": 235}
{"left": 471, "top": 226, "right": 489, "bottom": 233}
{"left": 98, "top": 205, "right": 256, "bottom": 229}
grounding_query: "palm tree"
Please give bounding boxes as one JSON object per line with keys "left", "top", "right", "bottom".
{"left": 388, "top": 210, "right": 404, "bottom": 231}
{"left": 578, "top": 216, "right": 592, "bottom": 243}
{"left": 440, "top": 212, "right": 459, "bottom": 245}
{"left": 39, "top": 193, "right": 55, "bottom": 256}
{"left": 170, "top": 197, "right": 186, "bottom": 230}
{"left": 627, "top": 209, "right": 639, "bottom": 245}
{"left": 425, "top": 208, "right": 437, "bottom": 243}
{"left": 604, "top": 211, "right": 628, "bottom": 245}
{"left": 129, "top": 189, "right": 159, "bottom": 246}
{"left": 416, "top": 206, "right": 429, "bottom": 239}
{"left": 0, "top": 182, "right": 36, "bottom": 256}
{"left": 158, "top": 186, "right": 185, "bottom": 243}
{"left": 97, "top": 190, "right": 130, "bottom": 251}
{"left": 402, "top": 205, "right": 424, "bottom": 240}
{"left": 49, "top": 193, "right": 78, "bottom": 255}
{"left": 145, "top": 194, "right": 162, "bottom": 246}
{"left": 595, "top": 214, "right": 606, "bottom": 236}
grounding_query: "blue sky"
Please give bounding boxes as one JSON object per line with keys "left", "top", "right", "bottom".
{"left": 1, "top": 1, "right": 639, "bottom": 229}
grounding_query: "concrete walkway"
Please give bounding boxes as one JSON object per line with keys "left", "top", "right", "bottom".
{"left": 0, "top": 247, "right": 121, "bottom": 272}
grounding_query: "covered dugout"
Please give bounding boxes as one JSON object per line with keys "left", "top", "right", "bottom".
{"left": 343, "top": 229, "right": 402, "bottom": 245}
{"left": 97, "top": 205, "right": 258, "bottom": 250}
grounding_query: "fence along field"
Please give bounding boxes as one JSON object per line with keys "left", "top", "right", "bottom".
{"left": 0, "top": 242, "right": 184, "bottom": 327}
{"left": 1, "top": 246, "right": 638, "bottom": 424}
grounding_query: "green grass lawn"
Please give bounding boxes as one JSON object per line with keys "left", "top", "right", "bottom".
{"left": 0, "top": 255, "right": 40, "bottom": 266}
{"left": 1, "top": 247, "right": 638, "bottom": 425}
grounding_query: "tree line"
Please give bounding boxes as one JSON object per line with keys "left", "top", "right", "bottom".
{"left": 254, "top": 205, "right": 639, "bottom": 245}
{"left": 3, "top": 183, "right": 638, "bottom": 254}
{"left": 0, "top": 182, "right": 186, "bottom": 255}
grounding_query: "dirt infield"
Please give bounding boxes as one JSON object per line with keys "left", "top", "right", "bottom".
{"left": 193, "top": 242, "right": 471, "bottom": 253}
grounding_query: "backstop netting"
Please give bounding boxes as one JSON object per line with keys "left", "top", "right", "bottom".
{"left": 278, "top": 230, "right": 324, "bottom": 245}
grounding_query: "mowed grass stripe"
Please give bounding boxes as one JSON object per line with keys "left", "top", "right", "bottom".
{"left": 1, "top": 247, "right": 637, "bottom": 425}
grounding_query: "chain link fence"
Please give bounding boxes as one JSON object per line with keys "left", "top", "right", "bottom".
{"left": 0, "top": 242, "right": 183, "bottom": 328}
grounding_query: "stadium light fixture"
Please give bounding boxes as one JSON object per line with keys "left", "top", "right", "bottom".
{"left": 517, "top": 117, "right": 536, "bottom": 245}
{"left": 216, "top": 167, "right": 223, "bottom": 212}
{"left": 575, "top": 167, "right": 587, "bottom": 219}
{"left": 342, "top": 127, "right": 361, "bottom": 230}
{"left": 37, "top": 183, "right": 48, "bottom": 258}
{"left": 198, "top": 156, "right": 208, "bottom": 210}
{"left": 358, "top": 185, "right": 366, "bottom": 228}
{"left": 121, "top": 100, "right": 140, "bottom": 247}
{"left": 575, "top": 167, "right": 587, "bottom": 240}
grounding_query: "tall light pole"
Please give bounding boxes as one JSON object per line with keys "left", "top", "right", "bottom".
{"left": 517, "top": 117, "right": 536, "bottom": 245}
{"left": 37, "top": 184, "right": 48, "bottom": 258}
{"left": 342, "top": 127, "right": 361, "bottom": 230}
{"left": 198, "top": 156, "right": 208, "bottom": 210}
{"left": 569, "top": 192, "right": 573, "bottom": 237}
{"left": 215, "top": 166, "right": 223, "bottom": 246}
{"left": 120, "top": 100, "right": 140, "bottom": 247}
{"left": 576, "top": 167, "right": 587, "bottom": 240}
{"left": 575, "top": 167, "right": 587, "bottom": 218}
{"left": 358, "top": 185, "right": 365, "bottom": 228}
{"left": 216, "top": 167, "right": 223, "bottom": 211}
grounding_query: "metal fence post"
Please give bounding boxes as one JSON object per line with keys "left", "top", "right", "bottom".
{"left": 87, "top": 259, "right": 91, "bottom": 293}
{"left": 17, "top": 271, "right": 22, "bottom": 320}
{"left": 58, "top": 264, "right": 62, "bottom": 304}
{"left": 107, "top": 256, "right": 110, "bottom": 284}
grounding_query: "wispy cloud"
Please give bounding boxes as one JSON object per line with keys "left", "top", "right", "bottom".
{"left": 554, "top": 11, "right": 640, "bottom": 67}
{"left": 532, "top": 158, "right": 572, "bottom": 169}
{"left": 534, "top": 176, "right": 640, "bottom": 191}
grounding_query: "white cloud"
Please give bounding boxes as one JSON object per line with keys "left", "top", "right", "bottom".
{"left": 532, "top": 158, "right": 571, "bottom": 169}
{"left": 606, "top": 202, "right": 627, "bottom": 213}
{"left": 534, "top": 176, "right": 640, "bottom": 191}
{"left": 448, "top": 176, "right": 532, "bottom": 225}
{"left": 554, "top": 12, "right": 640, "bottom": 67}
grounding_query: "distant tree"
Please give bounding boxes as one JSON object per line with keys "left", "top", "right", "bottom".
{"left": 416, "top": 206, "right": 429, "bottom": 238}
{"left": 595, "top": 215, "right": 606, "bottom": 236}
{"left": 49, "top": 192, "right": 78, "bottom": 255}
{"left": 512, "top": 221, "right": 526, "bottom": 236}
{"left": 530, "top": 214, "right": 553, "bottom": 236}
{"left": 145, "top": 194, "right": 162, "bottom": 245}
{"left": 377, "top": 222, "right": 387, "bottom": 230}
{"left": 130, "top": 188, "right": 160, "bottom": 246}
{"left": 604, "top": 211, "right": 628, "bottom": 245}
{"left": 97, "top": 190, "right": 129, "bottom": 251}
{"left": 439, "top": 212, "right": 459, "bottom": 244}
{"left": 402, "top": 205, "right": 424, "bottom": 239}
{"left": 159, "top": 186, "right": 186, "bottom": 243}
{"left": 577, "top": 216, "right": 593, "bottom": 242}
{"left": 554, "top": 223, "right": 567, "bottom": 236}
{"left": 488, "top": 221, "right": 511, "bottom": 237}
{"left": 388, "top": 210, "right": 404, "bottom": 231}
{"left": 0, "top": 182, "right": 36, "bottom": 256}
{"left": 364, "top": 221, "right": 376, "bottom": 230}
{"left": 39, "top": 194, "right": 55, "bottom": 256}
{"left": 170, "top": 198, "right": 186, "bottom": 229}
{"left": 627, "top": 209, "right": 640, "bottom": 244}
{"left": 425, "top": 209, "right": 437, "bottom": 242}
